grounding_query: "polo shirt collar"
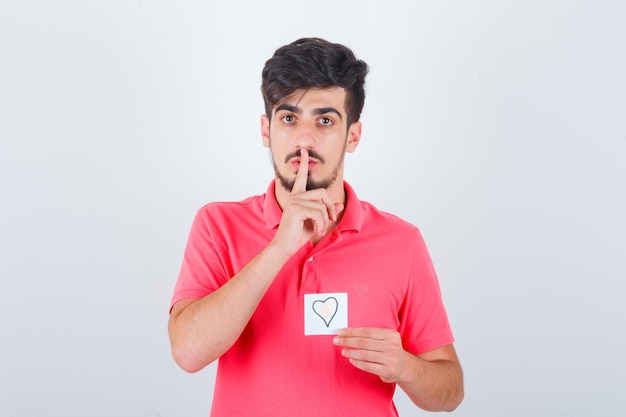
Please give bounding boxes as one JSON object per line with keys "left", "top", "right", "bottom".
{"left": 263, "top": 180, "right": 365, "bottom": 232}
{"left": 263, "top": 180, "right": 283, "bottom": 230}
{"left": 338, "top": 181, "right": 364, "bottom": 233}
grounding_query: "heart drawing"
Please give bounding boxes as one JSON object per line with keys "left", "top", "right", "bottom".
{"left": 312, "top": 297, "right": 339, "bottom": 327}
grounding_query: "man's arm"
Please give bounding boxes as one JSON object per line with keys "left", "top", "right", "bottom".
{"left": 333, "top": 328, "right": 463, "bottom": 411}
{"left": 168, "top": 243, "right": 293, "bottom": 373}
{"left": 169, "top": 149, "right": 343, "bottom": 373}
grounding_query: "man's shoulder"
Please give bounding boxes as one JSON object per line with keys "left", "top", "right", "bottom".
{"left": 360, "top": 199, "right": 419, "bottom": 231}
{"left": 196, "top": 192, "right": 266, "bottom": 219}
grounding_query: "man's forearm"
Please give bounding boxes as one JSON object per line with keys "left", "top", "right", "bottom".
{"left": 397, "top": 351, "right": 464, "bottom": 412}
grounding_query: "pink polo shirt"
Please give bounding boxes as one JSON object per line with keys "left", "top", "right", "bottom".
{"left": 171, "top": 181, "right": 454, "bottom": 417}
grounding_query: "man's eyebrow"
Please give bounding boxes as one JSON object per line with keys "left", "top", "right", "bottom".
{"left": 274, "top": 104, "right": 343, "bottom": 120}
{"left": 313, "top": 107, "right": 343, "bottom": 119}
{"left": 274, "top": 103, "right": 300, "bottom": 114}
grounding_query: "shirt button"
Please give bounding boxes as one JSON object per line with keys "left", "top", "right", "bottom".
{"left": 308, "top": 257, "right": 314, "bottom": 262}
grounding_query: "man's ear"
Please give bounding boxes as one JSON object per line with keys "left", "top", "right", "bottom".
{"left": 260, "top": 114, "right": 271, "bottom": 148}
{"left": 345, "top": 121, "right": 362, "bottom": 153}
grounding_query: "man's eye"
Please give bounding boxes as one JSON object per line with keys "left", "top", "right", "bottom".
{"left": 281, "top": 114, "right": 295, "bottom": 123}
{"left": 319, "top": 117, "right": 333, "bottom": 126}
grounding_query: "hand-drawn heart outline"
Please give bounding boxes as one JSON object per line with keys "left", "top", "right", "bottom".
{"left": 312, "top": 297, "right": 338, "bottom": 327}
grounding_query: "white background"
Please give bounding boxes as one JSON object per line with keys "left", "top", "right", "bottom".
{"left": 1, "top": 1, "right": 625, "bottom": 416}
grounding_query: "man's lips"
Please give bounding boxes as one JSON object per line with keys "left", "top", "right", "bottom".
{"left": 290, "top": 157, "right": 319, "bottom": 169}
{"left": 284, "top": 149, "right": 324, "bottom": 164}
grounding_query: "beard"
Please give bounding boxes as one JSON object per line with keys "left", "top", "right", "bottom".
{"left": 270, "top": 147, "right": 346, "bottom": 192}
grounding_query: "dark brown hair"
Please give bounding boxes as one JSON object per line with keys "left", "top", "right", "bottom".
{"left": 261, "top": 38, "right": 369, "bottom": 126}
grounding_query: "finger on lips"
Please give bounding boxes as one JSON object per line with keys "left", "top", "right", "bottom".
{"left": 289, "top": 148, "right": 343, "bottom": 234}
{"left": 292, "top": 148, "right": 309, "bottom": 194}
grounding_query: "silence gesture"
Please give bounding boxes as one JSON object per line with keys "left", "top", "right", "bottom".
{"left": 270, "top": 148, "right": 344, "bottom": 256}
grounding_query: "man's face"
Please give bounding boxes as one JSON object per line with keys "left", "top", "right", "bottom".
{"left": 261, "top": 87, "right": 361, "bottom": 192}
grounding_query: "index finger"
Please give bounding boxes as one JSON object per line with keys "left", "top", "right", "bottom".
{"left": 292, "top": 148, "right": 309, "bottom": 193}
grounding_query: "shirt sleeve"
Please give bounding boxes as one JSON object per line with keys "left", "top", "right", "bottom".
{"left": 169, "top": 207, "right": 229, "bottom": 312}
{"left": 398, "top": 230, "right": 455, "bottom": 354}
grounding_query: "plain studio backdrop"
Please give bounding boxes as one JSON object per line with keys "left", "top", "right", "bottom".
{"left": 1, "top": 1, "right": 625, "bottom": 416}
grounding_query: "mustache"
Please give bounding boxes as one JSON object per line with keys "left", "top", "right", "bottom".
{"left": 284, "top": 149, "right": 325, "bottom": 164}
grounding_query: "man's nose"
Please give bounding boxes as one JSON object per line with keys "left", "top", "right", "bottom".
{"left": 293, "top": 123, "right": 316, "bottom": 147}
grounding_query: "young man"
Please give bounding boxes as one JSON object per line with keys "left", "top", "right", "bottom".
{"left": 169, "top": 38, "right": 463, "bottom": 416}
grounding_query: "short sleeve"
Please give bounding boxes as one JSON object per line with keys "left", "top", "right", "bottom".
{"left": 169, "top": 208, "right": 229, "bottom": 312}
{"left": 398, "top": 231, "right": 455, "bottom": 354}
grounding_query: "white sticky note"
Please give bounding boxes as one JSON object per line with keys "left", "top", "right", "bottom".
{"left": 304, "top": 292, "right": 348, "bottom": 336}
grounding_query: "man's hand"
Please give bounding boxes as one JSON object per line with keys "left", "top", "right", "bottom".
{"left": 334, "top": 328, "right": 464, "bottom": 411}
{"left": 270, "top": 148, "right": 343, "bottom": 255}
{"left": 333, "top": 327, "right": 407, "bottom": 383}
